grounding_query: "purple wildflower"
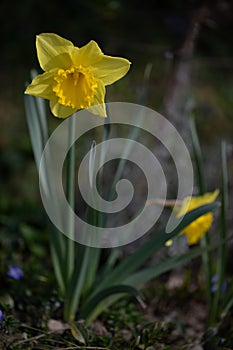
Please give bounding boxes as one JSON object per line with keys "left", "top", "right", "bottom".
{"left": 211, "top": 274, "right": 227, "bottom": 293}
{"left": 0, "top": 309, "right": 3, "bottom": 322}
{"left": 7, "top": 265, "right": 24, "bottom": 280}
{"left": 211, "top": 274, "right": 218, "bottom": 284}
{"left": 211, "top": 274, "right": 218, "bottom": 293}
{"left": 211, "top": 283, "right": 218, "bottom": 293}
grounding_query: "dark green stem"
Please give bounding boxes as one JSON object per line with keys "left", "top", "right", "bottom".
{"left": 65, "top": 116, "right": 76, "bottom": 284}
{"left": 189, "top": 116, "right": 212, "bottom": 319}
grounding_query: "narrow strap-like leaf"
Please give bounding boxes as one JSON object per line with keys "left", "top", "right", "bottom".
{"left": 189, "top": 116, "right": 212, "bottom": 317}
{"left": 210, "top": 141, "right": 228, "bottom": 323}
{"left": 24, "top": 94, "right": 43, "bottom": 170}
{"left": 90, "top": 202, "right": 219, "bottom": 297}
{"left": 79, "top": 285, "right": 144, "bottom": 322}
{"left": 124, "top": 239, "right": 225, "bottom": 287}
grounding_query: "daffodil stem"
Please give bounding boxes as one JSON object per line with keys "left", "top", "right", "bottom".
{"left": 65, "top": 116, "right": 76, "bottom": 285}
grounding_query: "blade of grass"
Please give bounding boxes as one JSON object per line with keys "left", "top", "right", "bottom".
{"left": 35, "top": 97, "right": 48, "bottom": 145}
{"left": 210, "top": 141, "right": 228, "bottom": 323}
{"left": 25, "top": 93, "right": 66, "bottom": 293}
{"left": 30, "top": 70, "right": 48, "bottom": 144}
{"left": 189, "top": 117, "right": 205, "bottom": 193}
{"left": 24, "top": 94, "right": 43, "bottom": 170}
{"left": 80, "top": 208, "right": 100, "bottom": 298}
{"left": 89, "top": 202, "right": 219, "bottom": 298}
{"left": 124, "top": 239, "right": 225, "bottom": 287}
{"left": 79, "top": 285, "right": 144, "bottom": 323}
{"left": 48, "top": 225, "right": 66, "bottom": 293}
{"left": 63, "top": 245, "right": 91, "bottom": 322}
{"left": 30, "top": 70, "right": 48, "bottom": 146}
{"left": 189, "top": 116, "right": 212, "bottom": 317}
{"left": 221, "top": 283, "right": 233, "bottom": 318}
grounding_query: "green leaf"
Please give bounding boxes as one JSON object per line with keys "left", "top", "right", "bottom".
{"left": 124, "top": 240, "right": 223, "bottom": 287}
{"left": 63, "top": 246, "right": 91, "bottom": 322}
{"left": 24, "top": 94, "right": 43, "bottom": 170}
{"left": 69, "top": 320, "right": 87, "bottom": 344}
{"left": 189, "top": 117, "right": 205, "bottom": 194}
{"left": 210, "top": 141, "right": 229, "bottom": 323}
{"left": 91, "top": 202, "right": 220, "bottom": 297}
{"left": 79, "top": 285, "right": 144, "bottom": 322}
{"left": 31, "top": 70, "right": 48, "bottom": 144}
{"left": 189, "top": 116, "right": 212, "bottom": 317}
{"left": 138, "top": 62, "right": 152, "bottom": 106}
{"left": 24, "top": 92, "right": 66, "bottom": 297}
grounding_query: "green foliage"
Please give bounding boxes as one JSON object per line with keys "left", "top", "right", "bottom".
{"left": 24, "top": 82, "right": 220, "bottom": 328}
{"left": 189, "top": 115, "right": 233, "bottom": 340}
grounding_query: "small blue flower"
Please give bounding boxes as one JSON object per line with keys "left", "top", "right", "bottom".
{"left": 211, "top": 283, "right": 218, "bottom": 293}
{"left": 7, "top": 265, "right": 24, "bottom": 280}
{"left": 211, "top": 274, "right": 218, "bottom": 293}
{"left": 0, "top": 309, "right": 3, "bottom": 322}
{"left": 211, "top": 274, "right": 227, "bottom": 293}
{"left": 211, "top": 274, "right": 218, "bottom": 284}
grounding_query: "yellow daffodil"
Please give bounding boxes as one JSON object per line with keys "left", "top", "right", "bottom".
{"left": 25, "top": 33, "right": 131, "bottom": 118}
{"left": 176, "top": 190, "right": 219, "bottom": 245}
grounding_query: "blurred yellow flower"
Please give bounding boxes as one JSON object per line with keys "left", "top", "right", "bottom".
{"left": 176, "top": 190, "right": 219, "bottom": 245}
{"left": 25, "top": 33, "right": 131, "bottom": 118}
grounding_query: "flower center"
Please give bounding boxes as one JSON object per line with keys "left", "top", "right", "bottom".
{"left": 53, "top": 66, "right": 98, "bottom": 109}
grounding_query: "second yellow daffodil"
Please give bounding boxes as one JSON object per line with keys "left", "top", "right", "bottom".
{"left": 176, "top": 190, "right": 219, "bottom": 245}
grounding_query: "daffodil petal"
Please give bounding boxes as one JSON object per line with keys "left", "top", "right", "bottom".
{"left": 176, "top": 189, "right": 219, "bottom": 217}
{"left": 50, "top": 99, "right": 76, "bottom": 118}
{"left": 176, "top": 196, "right": 192, "bottom": 217}
{"left": 198, "top": 189, "right": 219, "bottom": 204}
{"left": 90, "top": 55, "right": 131, "bottom": 85}
{"left": 72, "top": 40, "right": 103, "bottom": 67}
{"left": 37, "top": 33, "right": 74, "bottom": 71}
{"left": 184, "top": 213, "right": 213, "bottom": 245}
{"left": 89, "top": 80, "right": 106, "bottom": 117}
{"left": 24, "top": 70, "right": 57, "bottom": 100}
{"left": 88, "top": 103, "right": 106, "bottom": 117}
